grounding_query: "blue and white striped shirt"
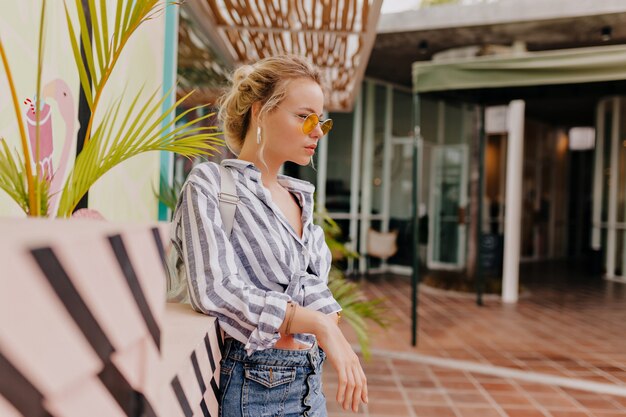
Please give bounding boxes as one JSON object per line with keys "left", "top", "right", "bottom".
{"left": 171, "top": 159, "right": 341, "bottom": 353}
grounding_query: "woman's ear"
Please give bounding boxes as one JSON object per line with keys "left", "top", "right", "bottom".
{"left": 250, "top": 101, "right": 262, "bottom": 122}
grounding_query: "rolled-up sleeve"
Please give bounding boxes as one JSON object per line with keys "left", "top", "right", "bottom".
{"left": 301, "top": 274, "right": 342, "bottom": 314}
{"left": 174, "top": 173, "right": 291, "bottom": 353}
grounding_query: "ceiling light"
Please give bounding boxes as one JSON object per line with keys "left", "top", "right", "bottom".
{"left": 418, "top": 40, "right": 429, "bottom": 54}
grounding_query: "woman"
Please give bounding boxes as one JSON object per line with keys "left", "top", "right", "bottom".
{"left": 172, "top": 55, "right": 367, "bottom": 416}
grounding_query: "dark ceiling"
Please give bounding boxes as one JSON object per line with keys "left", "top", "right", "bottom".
{"left": 422, "top": 79, "right": 626, "bottom": 128}
{"left": 367, "top": 13, "right": 626, "bottom": 88}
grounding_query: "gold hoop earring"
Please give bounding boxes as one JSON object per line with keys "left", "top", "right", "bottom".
{"left": 256, "top": 126, "right": 262, "bottom": 144}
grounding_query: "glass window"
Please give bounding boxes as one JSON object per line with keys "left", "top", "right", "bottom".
{"left": 371, "top": 85, "right": 387, "bottom": 216}
{"left": 601, "top": 104, "right": 612, "bottom": 223}
{"left": 420, "top": 97, "right": 438, "bottom": 144}
{"left": 325, "top": 112, "right": 354, "bottom": 214}
{"left": 444, "top": 103, "right": 464, "bottom": 145}
{"left": 392, "top": 90, "right": 413, "bottom": 137}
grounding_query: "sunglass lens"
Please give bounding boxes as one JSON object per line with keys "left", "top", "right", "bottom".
{"left": 302, "top": 114, "right": 319, "bottom": 135}
{"left": 321, "top": 119, "right": 333, "bottom": 135}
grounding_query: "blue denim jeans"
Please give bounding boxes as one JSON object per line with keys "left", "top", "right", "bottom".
{"left": 219, "top": 338, "right": 328, "bottom": 417}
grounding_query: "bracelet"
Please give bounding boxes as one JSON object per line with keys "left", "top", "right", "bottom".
{"left": 284, "top": 302, "right": 297, "bottom": 335}
{"left": 284, "top": 303, "right": 293, "bottom": 335}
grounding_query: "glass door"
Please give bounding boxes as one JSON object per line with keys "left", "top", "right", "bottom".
{"left": 428, "top": 144, "right": 469, "bottom": 269}
{"left": 596, "top": 97, "right": 626, "bottom": 282}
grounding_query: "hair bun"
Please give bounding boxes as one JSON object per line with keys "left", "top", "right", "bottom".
{"left": 218, "top": 55, "right": 321, "bottom": 156}
{"left": 232, "top": 65, "right": 254, "bottom": 85}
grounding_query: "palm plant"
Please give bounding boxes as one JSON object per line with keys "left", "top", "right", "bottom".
{"left": 318, "top": 211, "right": 389, "bottom": 359}
{"left": 422, "top": 0, "right": 460, "bottom": 6}
{"left": 327, "top": 268, "right": 387, "bottom": 359}
{"left": 155, "top": 174, "right": 185, "bottom": 217}
{"left": 0, "top": 0, "right": 223, "bottom": 217}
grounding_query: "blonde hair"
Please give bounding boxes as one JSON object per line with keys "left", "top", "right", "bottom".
{"left": 218, "top": 55, "right": 322, "bottom": 155}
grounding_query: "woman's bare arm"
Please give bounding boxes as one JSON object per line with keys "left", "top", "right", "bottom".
{"left": 278, "top": 304, "right": 368, "bottom": 413}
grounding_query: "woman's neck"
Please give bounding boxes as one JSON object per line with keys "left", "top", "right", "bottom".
{"left": 237, "top": 149, "right": 282, "bottom": 188}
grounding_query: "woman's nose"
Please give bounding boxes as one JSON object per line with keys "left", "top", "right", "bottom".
{"left": 310, "top": 123, "right": 323, "bottom": 139}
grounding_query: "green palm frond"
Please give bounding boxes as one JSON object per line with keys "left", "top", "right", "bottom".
{"left": 318, "top": 211, "right": 343, "bottom": 238}
{"left": 33, "top": 0, "right": 48, "bottom": 216}
{"left": 57, "top": 87, "right": 223, "bottom": 217}
{"left": 422, "top": 0, "right": 459, "bottom": 6}
{"left": 0, "top": 139, "right": 29, "bottom": 213}
{"left": 316, "top": 209, "right": 389, "bottom": 358}
{"left": 154, "top": 174, "right": 184, "bottom": 215}
{"left": 64, "top": 0, "right": 172, "bottom": 141}
{"left": 328, "top": 268, "right": 390, "bottom": 360}
{"left": 34, "top": 174, "right": 51, "bottom": 216}
{"left": 317, "top": 208, "right": 359, "bottom": 260}
{"left": 0, "top": 40, "right": 36, "bottom": 214}
{"left": 64, "top": 0, "right": 160, "bottom": 109}
{"left": 1, "top": 1, "right": 224, "bottom": 218}
{"left": 0, "top": 2, "right": 46, "bottom": 216}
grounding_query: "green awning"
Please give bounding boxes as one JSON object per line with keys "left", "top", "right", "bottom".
{"left": 412, "top": 44, "right": 626, "bottom": 93}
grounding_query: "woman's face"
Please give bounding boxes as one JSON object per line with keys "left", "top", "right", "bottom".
{"left": 260, "top": 78, "right": 326, "bottom": 166}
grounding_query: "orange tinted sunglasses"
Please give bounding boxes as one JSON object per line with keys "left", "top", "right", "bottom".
{"left": 299, "top": 113, "right": 333, "bottom": 136}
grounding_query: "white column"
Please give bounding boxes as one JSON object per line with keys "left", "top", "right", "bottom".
{"left": 380, "top": 86, "right": 394, "bottom": 270}
{"left": 348, "top": 92, "right": 363, "bottom": 274}
{"left": 606, "top": 98, "right": 620, "bottom": 278}
{"left": 359, "top": 82, "right": 376, "bottom": 273}
{"left": 316, "top": 111, "right": 329, "bottom": 214}
{"left": 381, "top": 86, "right": 393, "bottom": 234}
{"left": 591, "top": 101, "right": 605, "bottom": 250}
{"left": 548, "top": 130, "right": 557, "bottom": 258}
{"left": 620, "top": 103, "right": 626, "bottom": 273}
{"left": 498, "top": 136, "right": 507, "bottom": 234}
{"left": 534, "top": 131, "right": 542, "bottom": 259}
{"left": 437, "top": 101, "right": 445, "bottom": 145}
{"left": 502, "top": 100, "right": 525, "bottom": 304}
{"left": 427, "top": 101, "right": 446, "bottom": 265}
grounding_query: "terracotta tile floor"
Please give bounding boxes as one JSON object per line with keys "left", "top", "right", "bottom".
{"left": 323, "top": 356, "right": 626, "bottom": 417}
{"left": 324, "top": 261, "right": 626, "bottom": 416}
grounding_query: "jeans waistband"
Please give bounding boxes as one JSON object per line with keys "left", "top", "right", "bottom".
{"left": 224, "top": 339, "right": 324, "bottom": 368}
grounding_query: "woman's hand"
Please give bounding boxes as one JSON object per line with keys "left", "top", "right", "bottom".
{"left": 316, "top": 315, "right": 368, "bottom": 413}
{"left": 280, "top": 305, "right": 368, "bottom": 412}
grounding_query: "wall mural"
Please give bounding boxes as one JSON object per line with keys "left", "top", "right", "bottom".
{"left": 0, "top": 1, "right": 170, "bottom": 220}
{"left": 23, "top": 79, "right": 76, "bottom": 216}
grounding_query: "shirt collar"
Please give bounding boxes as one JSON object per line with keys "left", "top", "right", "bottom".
{"left": 221, "top": 159, "right": 316, "bottom": 196}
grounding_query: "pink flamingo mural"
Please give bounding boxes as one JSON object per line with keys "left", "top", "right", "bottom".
{"left": 24, "top": 78, "right": 76, "bottom": 216}
{"left": 24, "top": 98, "right": 54, "bottom": 181}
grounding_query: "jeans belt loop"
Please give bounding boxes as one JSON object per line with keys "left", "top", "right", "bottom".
{"left": 223, "top": 337, "right": 234, "bottom": 359}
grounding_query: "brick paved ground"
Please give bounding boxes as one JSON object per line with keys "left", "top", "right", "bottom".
{"left": 323, "top": 261, "right": 626, "bottom": 417}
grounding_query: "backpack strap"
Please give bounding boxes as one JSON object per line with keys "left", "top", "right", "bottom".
{"left": 218, "top": 164, "right": 238, "bottom": 237}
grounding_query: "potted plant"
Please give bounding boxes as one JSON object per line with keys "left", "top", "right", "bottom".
{"left": 0, "top": 0, "right": 222, "bottom": 218}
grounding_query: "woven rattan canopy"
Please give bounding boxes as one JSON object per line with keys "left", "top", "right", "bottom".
{"left": 182, "top": 0, "right": 383, "bottom": 112}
